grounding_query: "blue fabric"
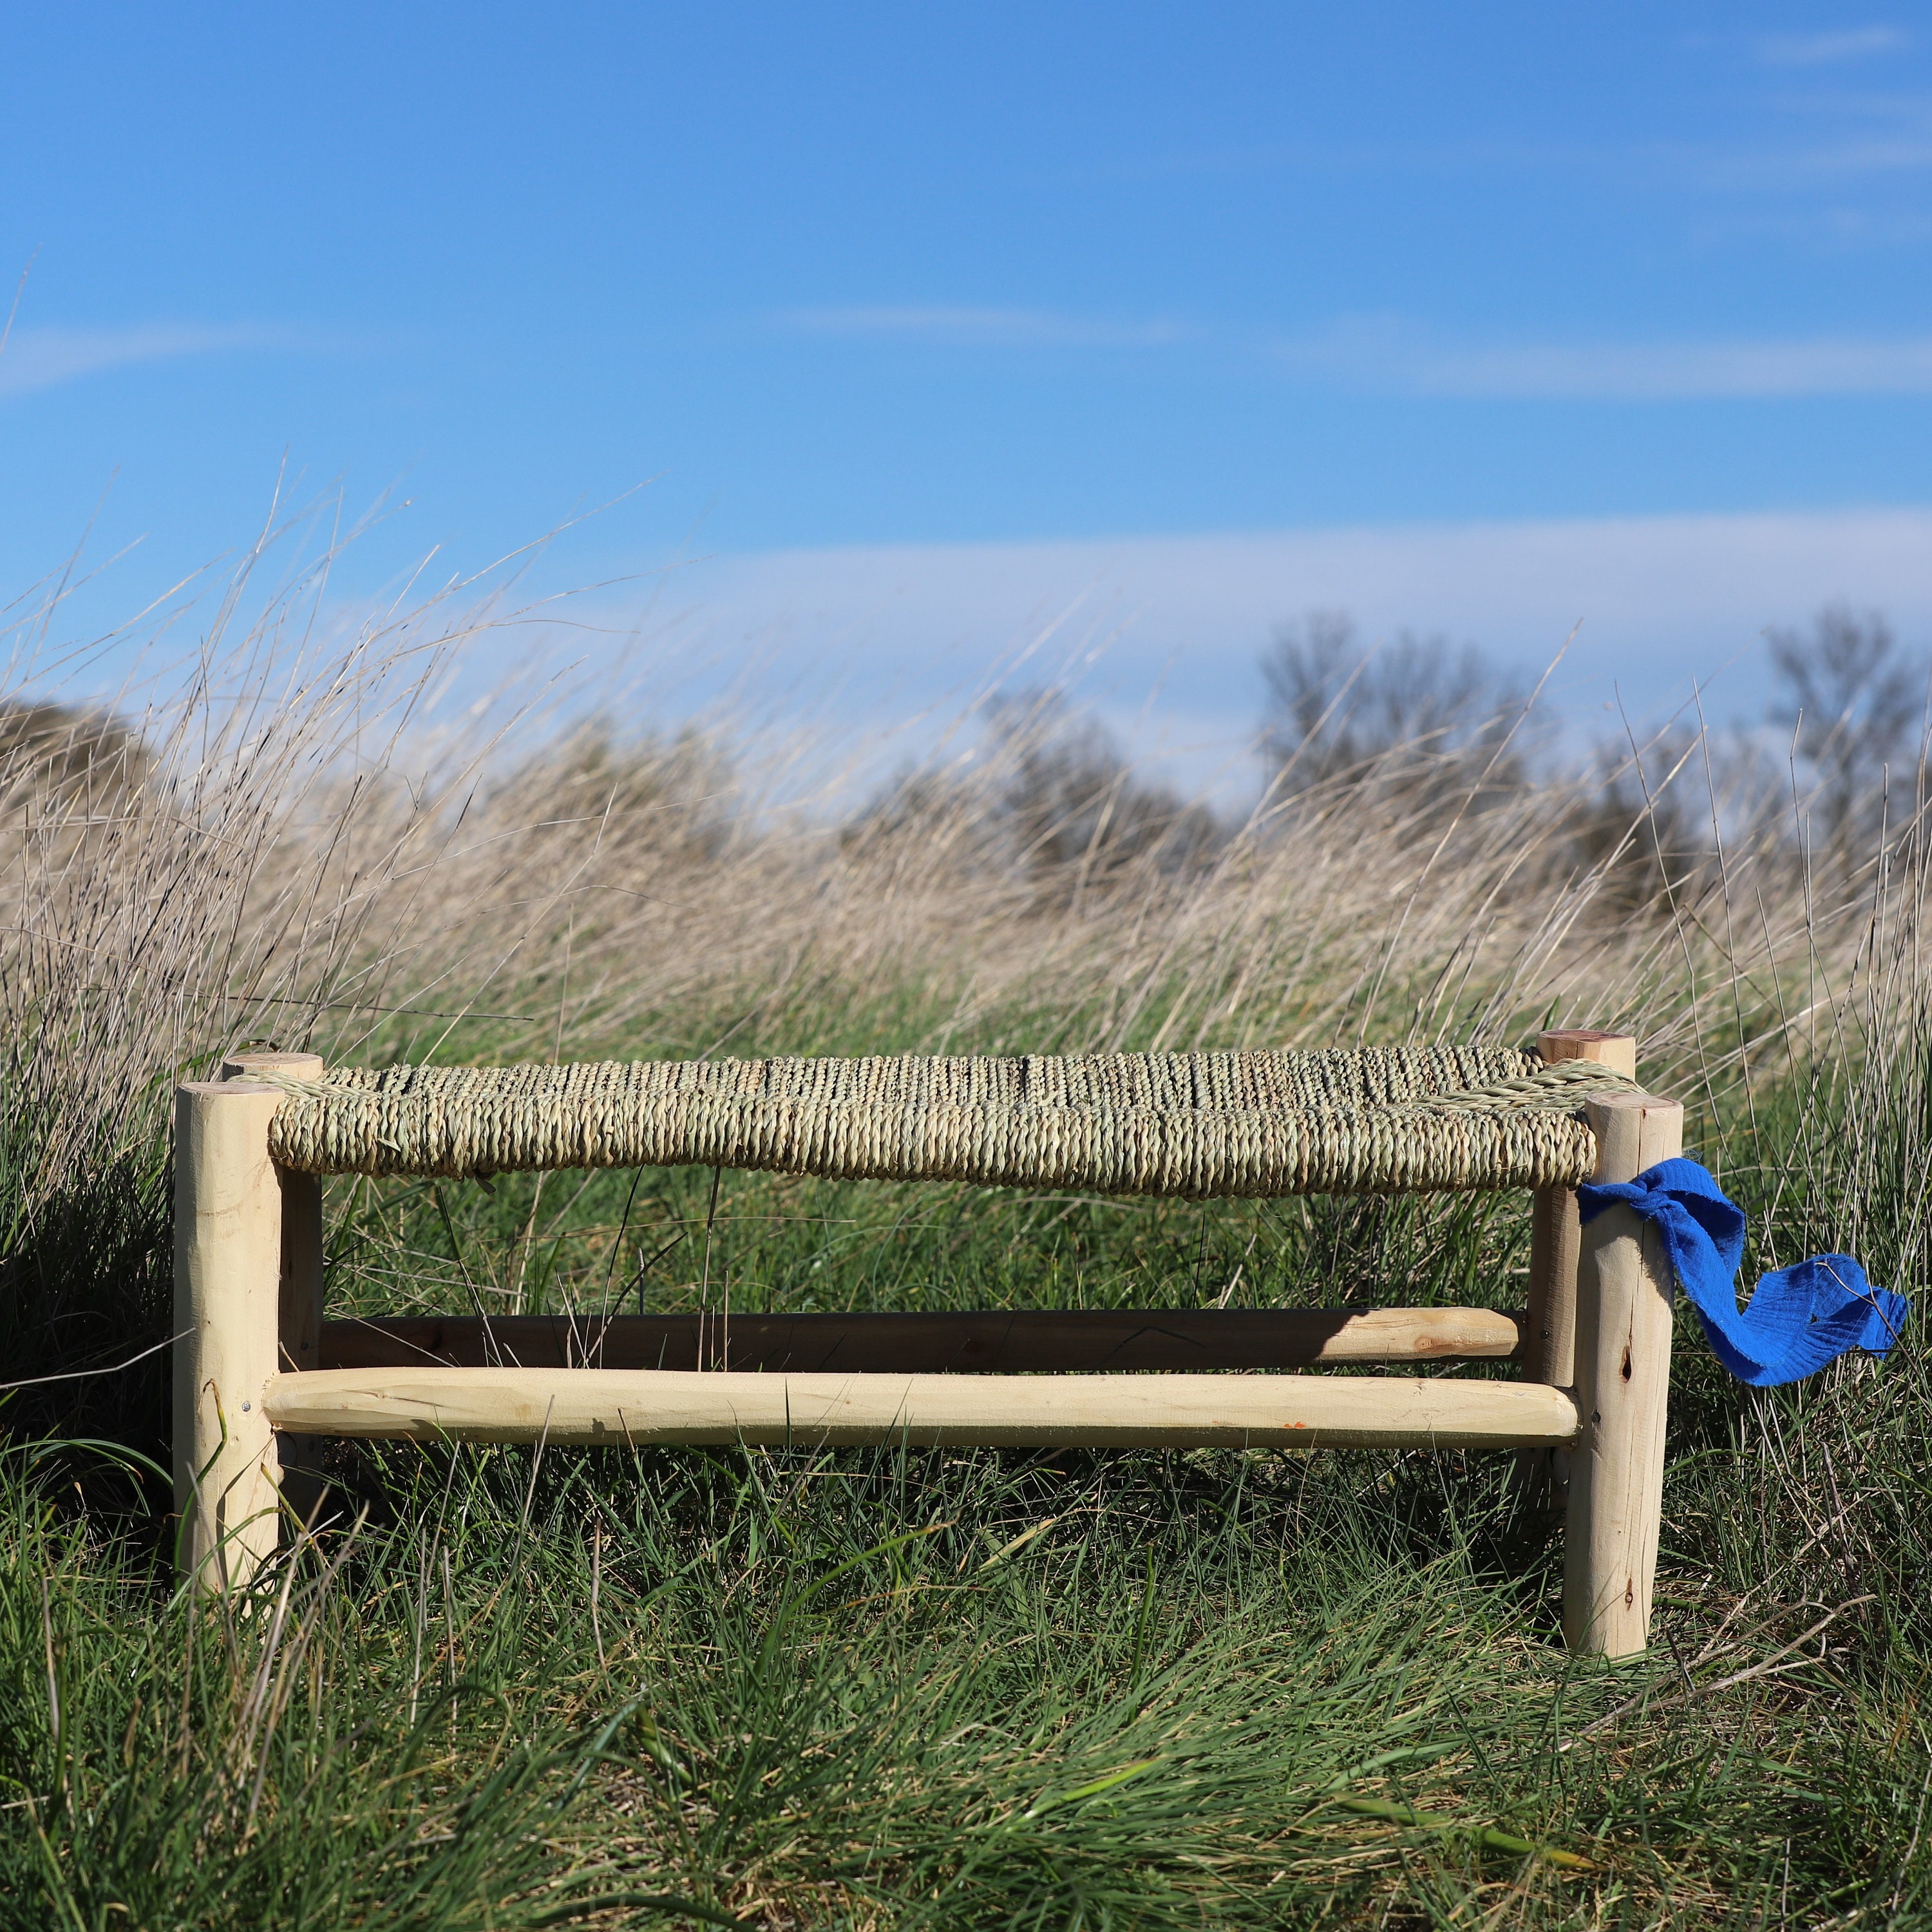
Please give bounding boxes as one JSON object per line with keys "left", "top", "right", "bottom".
{"left": 1576, "top": 1157, "right": 1908, "bottom": 1388}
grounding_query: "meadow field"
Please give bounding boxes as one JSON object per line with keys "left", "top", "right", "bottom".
{"left": 3, "top": 560, "right": 1929, "bottom": 1928}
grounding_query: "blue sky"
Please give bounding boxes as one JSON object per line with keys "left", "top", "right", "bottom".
{"left": 4, "top": 5, "right": 1930, "bottom": 768}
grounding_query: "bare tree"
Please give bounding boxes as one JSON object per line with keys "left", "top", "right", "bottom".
{"left": 989, "top": 696, "right": 1220, "bottom": 893}
{"left": 1767, "top": 603, "right": 1928, "bottom": 857}
{"left": 1260, "top": 611, "right": 1535, "bottom": 804}
{"left": 1566, "top": 728, "right": 1713, "bottom": 913}
{"left": 845, "top": 692, "right": 1223, "bottom": 908}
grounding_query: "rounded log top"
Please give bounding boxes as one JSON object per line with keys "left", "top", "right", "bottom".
{"left": 222, "top": 1050, "right": 326, "bottom": 1080}
{"left": 1539, "top": 1030, "right": 1638, "bottom": 1079}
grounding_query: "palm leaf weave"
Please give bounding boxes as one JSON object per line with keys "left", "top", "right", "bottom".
{"left": 261, "top": 1045, "right": 1637, "bottom": 1197}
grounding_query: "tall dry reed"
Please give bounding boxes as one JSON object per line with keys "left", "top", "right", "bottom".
{"left": 0, "top": 538, "right": 1911, "bottom": 1438}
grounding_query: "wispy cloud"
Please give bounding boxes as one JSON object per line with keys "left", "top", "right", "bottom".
{"left": 1708, "top": 200, "right": 1932, "bottom": 247}
{"left": 1027, "top": 118, "right": 1932, "bottom": 206}
{"left": 1696, "top": 113, "right": 1932, "bottom": 187}
{"left": 1753, "top": 26, "right": 1912, "bottom": 68}
{"left": 647, "top": 506, "right": 1932, "bottom": 785}
{"left": 789, "top": 302, "right": 1932, "bottom": 402}
{"left": 1273, "top": 318, "right": 1932, "bottom": 400}
{"left": 0, "top": 321, "right": 296, "bottom": 399}
{"left": 780, "top": 305, "right": 1191, "bottom": 350}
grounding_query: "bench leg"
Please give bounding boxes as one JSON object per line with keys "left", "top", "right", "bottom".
{"left": 223, "top": 1053, "right": 328, "bottom": 1528}
{"left": 173, "top": 1081, "right": 285, "bottom": 1590}
{"left": 1522, "top": 1032, "right": 1636, "bottom": 1516}
{"left": 1563, "top": 1092, "right": 1681, "bottom": 1656}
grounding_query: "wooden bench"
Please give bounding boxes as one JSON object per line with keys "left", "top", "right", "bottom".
{"left": 172, "top": 1029, "right": 1681, "bottom": 1654}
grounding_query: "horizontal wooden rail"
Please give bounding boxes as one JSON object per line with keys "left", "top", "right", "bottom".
{"left": 265, "top": 1366, "right": 1578, "bottom": 1450}
{"left": 319, "top": 1305, "right": 1525, "bottom": 1376}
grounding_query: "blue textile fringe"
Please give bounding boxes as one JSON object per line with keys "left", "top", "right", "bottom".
{"left": 1577, "top": 1158, "right": 1908, "bottom": 1388}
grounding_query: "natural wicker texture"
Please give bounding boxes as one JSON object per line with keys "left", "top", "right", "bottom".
{"left": 260, "top": 1046, "right": 1636, "bottom": 1197}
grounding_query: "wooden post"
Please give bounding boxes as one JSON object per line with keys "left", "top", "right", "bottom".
{"left": 1526, "top": 1031, "right": 1638, "bottom": 1389}
{"left": 220, "top": 1053, "right": 327, "bottom": 1378}
{"left": 1519, "top": 1031, "right": 1638, "bottom": 1517}
{"left": 1563, "top": 1090, "right": 1682, "bottom": 1657}
{"left": 173, "top": 1081, "right": 286, "bottom": 1590}
{"left": 223, "top": 1052, "right": 328, "bottom": 1529}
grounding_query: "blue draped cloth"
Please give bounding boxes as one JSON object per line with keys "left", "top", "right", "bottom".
{"left": 1576, "top": 1157, "right": 1908, "bottom": 1388}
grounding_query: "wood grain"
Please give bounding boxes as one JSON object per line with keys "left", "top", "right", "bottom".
{"left": 1525, "top": 1030, "right": 1638, "bottom": 1387}
{"left": 267, "top": 1364, "right": 1580, "bottom": 1450}
{"left": 223, "top": 1052, "right": 328, "bottom": 1524}
{"left": 1520, "top": 1029, "right": 1639, "bottom": 1517}
{"left": 319, "top": 1304, "right": 1525, "bottom": 1376}
{"left": 173, "top": 1081, "right": 285, "bottom": 1589}
{"left": 222, "top": 1054, "right": 327, "bottom": 1378}
{"left": 1563, "top": 1090, "right": 1682, "bottom": 1658}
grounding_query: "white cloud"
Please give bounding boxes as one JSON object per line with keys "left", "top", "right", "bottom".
{"left": 1699, "top": 133, "right": 1932, "bottom": 187}
{"left": 0, "top": 322, "right": 292, "bottom": 399}
{"left": 1717, "top": 202, "right": 1932, "bottom": 247}
{"left": 1754, "top": 26, "right": 1912, "bottom": 66}
{"left": 782, "top": 303, "right": 1932, "bottom": 402}
{"left": 779, "top": 305, "right": 1191, "bottom": 349}
{"left": 1273, "top": 318, "right": 1932, "bottom": 399}
{"left": 561, "top": 507, "right": 1932, "bottom": 800}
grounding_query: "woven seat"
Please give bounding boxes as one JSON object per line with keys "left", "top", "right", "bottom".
{"left": 262, "top": 1045, "right": 1636, "bottom": 1196}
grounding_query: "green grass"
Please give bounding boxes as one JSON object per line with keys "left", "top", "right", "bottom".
{"left": 8, "top": 509, "right": 1932, "bottom": 1923}
{"left": 4, "top": 983, "right": 1928, "bottom": 1927}
{"left": 8, "top": 1387, "right": 1927, "bottom": 1929}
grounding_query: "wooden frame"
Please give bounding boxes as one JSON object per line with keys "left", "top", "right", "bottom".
{"left": 174, "top": 1032, "right": 1681, "bottom": 1657}
{"left": 317, "top": 1305, "right": 1528, "bottom": 1373}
